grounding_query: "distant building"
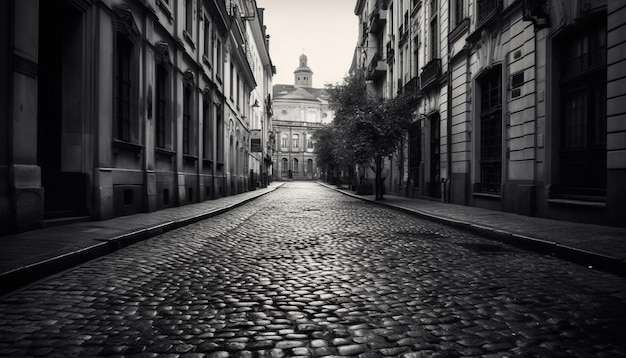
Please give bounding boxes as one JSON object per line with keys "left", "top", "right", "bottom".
{"left": 272, "top": 55, "right": 334, "bottom": 180}
{"left": 0, "top": 0, "right": 273, "bottom": 235}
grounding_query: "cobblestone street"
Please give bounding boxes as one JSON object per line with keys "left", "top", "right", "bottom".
{"left": 1, "top": 182, "right": 625, "bottom": 357}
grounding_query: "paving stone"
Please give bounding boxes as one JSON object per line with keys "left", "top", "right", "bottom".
{"left": 0, "top": 182, "right": 625, "bottom": 357}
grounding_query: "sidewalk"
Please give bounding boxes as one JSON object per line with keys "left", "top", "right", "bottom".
{"left": 319, "top": 182, "right": 626, "bottom": 278}
{"left": 0, "top": 183, "right": 284, "bottom": 295}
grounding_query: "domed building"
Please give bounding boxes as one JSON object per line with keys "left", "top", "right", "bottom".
{"left": 272, "top": 55, "right": 334, "bottom": 180}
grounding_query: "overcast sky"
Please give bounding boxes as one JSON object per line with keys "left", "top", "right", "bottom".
{"left": 255, "top": 0, "right": 359, "bottom": 88}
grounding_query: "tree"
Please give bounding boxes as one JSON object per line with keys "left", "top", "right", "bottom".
{"left": 324, "top": 70, "right": 416, "bottom": 200}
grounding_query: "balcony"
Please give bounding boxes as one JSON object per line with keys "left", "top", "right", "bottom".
{"left": 367, "top": 52, "right": 386, "bottom": 80}
{"left": 420, "top": 58, "right": 441, "bottom": 90}
{"left": 404, "top": 76, "right": 420, "bottom": 96}
{"left": 476, "top": 0, "right": 503, "bottom": 29}
{"left": 368, "top": 5, "right": 387, "bottom": 33}
{"left": 386, "top": 39, "right": 395, "bottom": 63}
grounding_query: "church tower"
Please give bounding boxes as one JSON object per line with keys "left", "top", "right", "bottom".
{"left": 294, "top": 53, "right": 313, "bottom": 88}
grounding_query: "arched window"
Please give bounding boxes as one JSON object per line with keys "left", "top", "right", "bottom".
{"left": 292, "top": 133, "right": 299, "bottom": 148}
{"left": 113, "top": 6, "right": 140, "bottom": 143}
{"left": 281, "top": 133, "right": 289, "bottom": 148}
{"left": 292, "top": 158, "right": 299, "bottom": 173}
{"left": 282, "top": 158, "right": 288, "bottom": 173}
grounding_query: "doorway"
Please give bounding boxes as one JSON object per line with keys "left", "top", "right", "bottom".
{"left": 37, "top": 1, "right": 87, "bottom": 220}
{"left": 429, "top": 113, "right": 441, "bottom": 198}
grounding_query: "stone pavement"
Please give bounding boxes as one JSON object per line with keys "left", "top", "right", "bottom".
{"left": 0, "top": 181, "right": 625, "bottom": 357}
{"left": 319, "top": 182, "right": 626, "bottom": 278}
{"left": 1, "top": 180, "right": 625, "bottom": 296}
{"left": 0, "top": 183, "right": 284, "bottom": 295}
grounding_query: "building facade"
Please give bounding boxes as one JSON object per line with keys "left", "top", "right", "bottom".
{"left": 0, "top": 0, "right": 273, "bottom": 235}
{"left": 272, "top": 55, "right": 334, "bottom": 180}
{"left": 353, "top": 0, "right": 626, "bottom": 227}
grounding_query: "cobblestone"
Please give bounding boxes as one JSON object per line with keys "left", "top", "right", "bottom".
{"left": 0, "top": 182, "right": 625, "bottom": 356}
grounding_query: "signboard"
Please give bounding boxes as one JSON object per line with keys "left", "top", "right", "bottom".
{"left": 250, "top": 129, "right": 262, "bottom": 152}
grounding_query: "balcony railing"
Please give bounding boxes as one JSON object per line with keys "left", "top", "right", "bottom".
{"left": 404, "top": 76, "right": 420, "bottom": 95}
{"left": 477, "top": 0, "right": 503, "bottom": 29}
{"left": 367, "top": 52, "right": 386, "bottom": 80}
{"left": 420, "top": 58, "right": 441, "bottom": 90}
{"left": 368, "top": 5, "right": 386, "bottom": 33}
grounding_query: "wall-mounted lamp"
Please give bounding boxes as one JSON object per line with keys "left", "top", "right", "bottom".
{"left": 252, "top": 100, "right": 260, "bottom": 108}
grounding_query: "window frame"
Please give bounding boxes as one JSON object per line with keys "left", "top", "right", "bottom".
{"left": 478, "top": 66, "right": 503, "bottom": 194}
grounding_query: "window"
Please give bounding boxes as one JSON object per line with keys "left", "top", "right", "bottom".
{"left": 183, "top": 86, "right": 192, "bottom": 154}
{"left": 430, "top": 0, "right": 438, "bottom": 60}
{"left": 215, "top": 38, "right": 223, "bottom": 78}
{"left": 558, "top": 18, "right": 607, "bottom": 197}
{"left": 307, "top": 134, "right": 314, "bottom": 149}
{"left": 216, "top": 104, "right": 223, "bottom": 163}
{"left": 115, "top": 34, "right": 133, "bottom": 142}
{"left": 229, "top": 63, "right": 234, "bottom": 99}
{"left": 155, "top": 64, "right": 168, "bottom": 148}
{"left": 281, "top": 133, "right": 289, "bottom": 148}
{"left": 479, "top": 66, "right": 502, "bottom": 193}
{"left": 454, "top": 0, "right": 464, "bottom": 27}
{"left": 185, "top": 0, "right": 193, "bottom": 35}
{"left": 203, "top": 100, "right": 212, "bottom": 160}
{"left": 292, "top": 158, "right": 299, "bottom": 173}
{"left": 307, "top": 159, "right": 313, "bottom": 173}
{"left": 292, "top": 134, "right": 299, "bottom": 148}
{"left": 413, "top": 36, "right": 419, "bottom": 78}
{"left": 204, "top": 17, "right": 211, "bottom": 62}
{"left": 282, "top": 158, "right": 288, "bottom": 173}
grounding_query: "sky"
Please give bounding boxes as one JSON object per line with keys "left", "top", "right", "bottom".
{"left": 255, "top": 0, "right": 359, "bottom": 88}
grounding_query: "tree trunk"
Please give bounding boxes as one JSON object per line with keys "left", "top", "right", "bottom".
{"left": 374, "top": 156, "right": 384, "bottom": 200}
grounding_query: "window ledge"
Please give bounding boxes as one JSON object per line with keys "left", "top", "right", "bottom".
{"left": 183, "top": 154, "right": 198, "bottom": 162}
{"left": 156, "top": 0, "right": 173, "bottom": 22}
{"left": 155, "top": 147, "right": 175, "bottom": 157}
{"left": 473, "top": 192, "right": 501, "bottom": 200}
{"left": 113, "top": 139, "right": 143, "bottom": 152}
{"left": 203, "top": 55, "right": 212, "bottom": 69}
{"left": 183, "top": 31, "right": 195, "bottom": 50}
{"left": 547, "top": 198, "right": 606, "bottom": 209}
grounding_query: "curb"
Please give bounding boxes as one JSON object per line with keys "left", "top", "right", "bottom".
{"left": 0, "top": 184, "right": 283, "bottom": 296}
{"left": 319, "top": 182, "right": 626, "bottom": 277}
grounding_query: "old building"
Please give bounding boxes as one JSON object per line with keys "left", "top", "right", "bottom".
{"left": 353, "top": 0, "right": 626, "bottom": 227}
{"left": 272, "top": 54, "right": 334, "bottom": 180}
{"left": 0, "top": 0, "right": 273, "bottom": 235}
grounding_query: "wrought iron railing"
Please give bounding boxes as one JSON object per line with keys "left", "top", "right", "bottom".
{"left": 476, "top": 0, "right": 503, "bottom": 29}
{"left": 420, "top": 58, "right": 441, "bottom": 90}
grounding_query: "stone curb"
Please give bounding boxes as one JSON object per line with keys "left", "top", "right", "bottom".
{"left": 0, "top": 184, "right": 284, "bottom": 296}
{"left": 319, "top": 182, "right": 626, "bottom": 278}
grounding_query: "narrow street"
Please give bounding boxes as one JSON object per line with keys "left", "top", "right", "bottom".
{"left": 0, "top": 182, "right": 625, "bottom": 357}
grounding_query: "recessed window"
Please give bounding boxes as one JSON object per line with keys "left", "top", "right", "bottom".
{"left": 479, "top": 66, "right": 502, "bottom": 193}
{"left": 185, "top": 0, "right": 193, "bottom": 34}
